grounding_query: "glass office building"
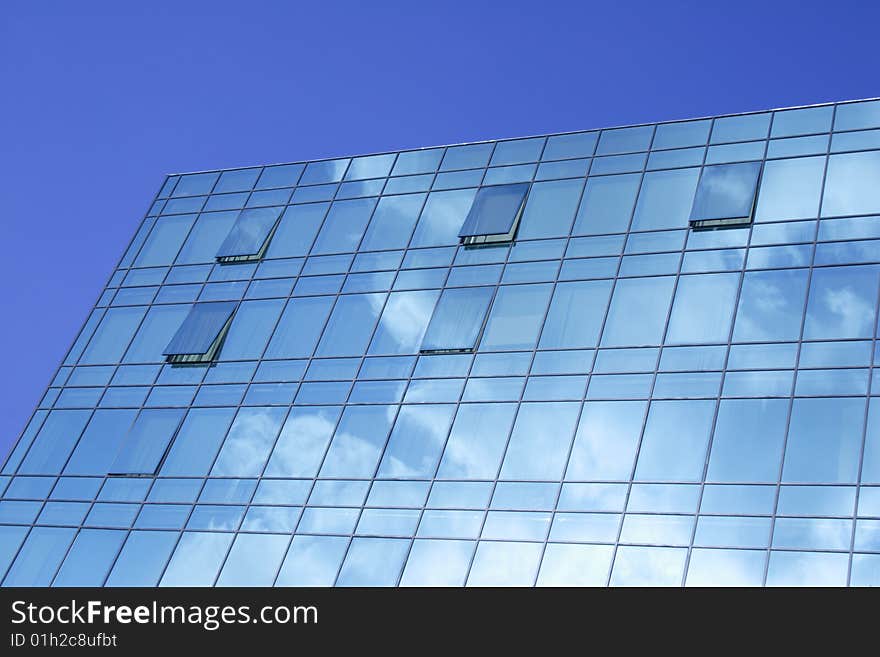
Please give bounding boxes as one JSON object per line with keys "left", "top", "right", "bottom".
{"left": 3, "top": 98, "right": 880, "bottom": 587}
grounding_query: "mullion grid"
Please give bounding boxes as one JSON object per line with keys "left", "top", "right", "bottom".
{"left": 5, "top": 99, "right": 880, "bottom": 586}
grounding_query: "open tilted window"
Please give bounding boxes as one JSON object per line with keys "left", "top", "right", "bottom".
{"left": 689, "top": 161, "right": 762, "bottom": 230}
{"left": 215, "top": 207, "right": 284, "bottom": 262}
{"left": 108, "top": 409, "right": 185, "bottom": 476}
{"left": 162, "top": 301, "right": 237, "bottom": 364}
{"left": 458, "top": 183, "right": 530, "bottom": 246}
{"left": 419, "top": 286, "right": 494, "bottom": 354}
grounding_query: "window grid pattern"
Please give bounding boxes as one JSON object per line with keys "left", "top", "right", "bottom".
{"left": 5, "top": 99, "right": 880, "bottom": 586}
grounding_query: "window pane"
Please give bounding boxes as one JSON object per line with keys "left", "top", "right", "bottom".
{"left": 377, "top": 405, "right": 456, "bottom": 478}
{"left": 319, "top": 406, "right": 394, "bottom": 478}
{"left": 210, "top": 407, "right": 287, "bottom": 477}
{"left": 125, "top": 305, "right": 190, "bottom": 363}
{"left": 689, "top": 162, "right": 761, "bottom": 226}
{"left": 666, "top": 273, "right": 739, "bottom": 344}
{"left": 601, "top": 277, "right": 675, "bottom": 346}
{"left": 134, "top": 215, "right": 196, "bottom": 267}
{"left": 822, "top": 152, "right": 880, "bottom": 217}
{"left": 653, "top": 120, "right": 711, "bottom": 149}
{"left": 392, "top": 149, "right": 443, "bottom": 176}
{"left": 635, "top": 400, "right": 716, "bottom": 481}
{"left": 572, "top": 174, "right": 640, "bottom": 235}
{"left": 176, "top": 211, "right": 238, "bottom": 264}
{"left": 458, "top": 183, "right": 529, "bottom": 244}
{"left": 344, "top": 153, "right": 395, "bottom": 180}
{"left": 421, "top": 287, "right": 493, "bottom": 353}
{"left": 110, "top": 408, "right": 184, "bottom": 475}
{"left": 311, "top": 198, "right": 377, "bottom": 254}
{"left": 707, "top": 399, "right": 787, "bottom": 482}
{"left": 400, "top": 539, "right": 474, "bottom": 586}
{"left": 410, "top": 189, "right": 477, "bottom": 247}
{"left": 316, "top": 294, "right": 384, "bottom": 357}
{"left": 539, "top": 280, "right": 612, "bottom": 349}
{"left": 337, "top": 537, "right": 409, "bottom": 586}
{"left": 160, "top": 532, "right": 233, "bottom": 586}
{"left": 53, "top": 529, "right": 125, "bottom": 586}
{"left": 566, "top": 401, "right": 647, "bottom": 480}
{"left": 368, "top": 290, "right": 438, "bottom": 355}
{"left": 102, "top": 530, "right": 176, "bottom": 586}
{"left": 804, "top": 265, "right": 880, "bottom": 339}
{"left": 216, "top": 207, "right": 283, "bottom": 262}
{"left": 467, "top": 541, "right": 543, "bottom": 586}
{"left": 360, "top": 193, "right": 426, "bottom": 250}
{"left": 480, "top": 284, "right": 552, "bottom": 351}
{"left": 783, "top": 398, "right": 864, "bottom": 483}
{"left": 255, "top": 163, "right": 303, "bottom": 189}
{"left": 3, "top": 527, "right": 75, "bottom": 586}
{"left": 19, "top": 410, "right": 91, "bottom": 475}
{"left": 631, "top": 168, "right": 699, "bottom": 231}
{"left": 265, "top": 204, "right": 328, "bottom": 258}
{"left": 160, "top": 407, "right": 236, "bottom": 476}
{"left": 219, "top": 299, "right": 284, "bottom": 360}
{"left": 437, "top": 403, "right": 517, "bottom": 479}
{"left": 163, "top": 301, "right": 236, "bottom": 361}
{"left": 686, "top": 548, "right": 765, "bottom": 586}
{"left": 266, "top": 406, "right": 343, "bottom": 477}
{"left": 64, "top": 409, "right": 137, "bottom": 475}
{"left": 755, "top": 156, "right": 824, "bottom": 221}
{"left": 264, "top": 296, "right": 334, "bottom": 359}
{"left": 216, "top": 533, "right": 288, "bottom": 586}
{"left": 517, "top": 179, "right": 584, "bottom": 239}
{"left": 543, "top": 132, "right": 597, "bottom": 160}
{"left": 499, "top": 402, "right": 580, "bottom": 480}
{"left": 80, "top": 307, "right": 147, "bottom": 364}
{"left": 733, "top": 269, "right": 809, "bottom": 342}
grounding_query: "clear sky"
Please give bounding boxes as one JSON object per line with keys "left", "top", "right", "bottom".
{"left": 0, "top": 0, "right": 877, "bottom": 460}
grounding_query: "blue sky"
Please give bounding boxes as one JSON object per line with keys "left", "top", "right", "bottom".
{"left": 0, "top": 0, "right": 877, "bottom": 459}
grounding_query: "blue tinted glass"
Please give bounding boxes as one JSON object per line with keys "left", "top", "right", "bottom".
{"left": 255, "top": 163, "right": 303, "bottom": 189}
{"left": 378, "top": 405, "right": 456, "bottom": 478}
{"left": 53, "top": 529, "right": 125, "bottom": 586}
{"left": 392, "top": 149, "right": 443, "bottom": 176}
{"left": 176, "top": 212, "right": 238, "bottom": 264}
{"left": 490, "top": 138, "right": 544, "bottom": 166}
{"left": 316, "top": 294, "right": 384, "bottom": 357}
{"left": 265, "top": 204, "right": 328, "bottom": 258}
{"left": 440, "top": 143, "right": 493, "bottom": 171}
{"left": 500, "top": 402, "right": 580, "bottom": 480}
{"left": 772, "top": 106, "right": 833, "bottom": 138}
{"left": 601, "top": 277, "right": 675, "bottom": 347}
{"left": 360, "top": 194, "right": 426, "bottom": 250}
{"left": 80, "top": 307, "right": 147, "bottom": 365}
{"left": 135, "top": 215, "right": 196, "bottom": 267}
{"left": 216, "top": 533, "right": 288, "bottom": 586}
{"left": 125, "top": 305, "right": 190, "bottom": 363}
{"left": 572, "top": 174, "right": 640, "bottom": 235}
{"left": 216, "top": 207, "right": 283, "bottom": 260}
{"left": 635, "top": 400, "right": 716, "bottom": 481}
{"left": 480, "top": 284, "right": 552, "bottom": 351}
{"left": 160, "top": 407, "right": 236, "bottom": 476}
{"left": 458, "top": 183, "right": 529, "bottom": 238}
{"left": 64, "top": 409, "right": 137, "bottom": 475}
{"left": 210, "top": 407, "right": 286, "bottom": 477}
{"left": 264, "top": 296, "right": 334, "bottom": 359}
{"left": 783, "top": 398, "right": 864, "bottom": 483}
{"left": 311, "top": 198, "right": 377, "bottom": 254}
{"left": 543, "top": 132, "right": 597, "bottom": 160}
{"left": 18, "top": 410, "right": 91, "bottom": 475}
{"left": 337, "top": 537, "right": 409, "bottom": 586}
{"left": 517, "top": 179, "right": 583, "bottom": 239}
{"left": 834, "top": 100, "right": 880, "bottom": 131}
{"left": 804, "top": 265, "right": 880, "bottom": 339}
{"left": 410, "top": 189, "right": 477, "bottom": 247}
{"left": 344, "top": 153, "right": 395, "bottom": 180}
{"left": 540, "top": 280, "right": 612, "bottom": 348}
{"left": 666, "top": 273, "right": 739, "bottom": 344}
{"left": 653, "top": 120, "right": 711, "bottom": 149}
{"left": 708, "top": 399, "right": 787, "bottom": 482}
{"left": 421, "top": 287, "right": 493, "bottom": 353}
{"left": 3, "top": 527, "right": 75, "bottom": 586}
{"left": 822, "top": 151, "right": 880, "bottom": 217}
{"left": 710, "top": 113, "right": 770, "bottom": 143}
{"left": 597, "top": 126, "right": 653, "bottom": 154}
{"left": 110, "top": 408, "right": 184, "bottom": 475}
{"left": 163, "top": 301, "right": 236, "bottom": 358}
{"left": 105, "top": 531, "right": 177, "bottom": 586}
{"left": 733, "top": 269, "right": 809, "bottom": 342}
{"left": 690, "top": 162, "right": 761, "bottom": 222}
{"left": 160, "top": 532, "right": 232, "bottom": 586}
{"left": 755, "top": 156, "right": 824, "bottom": 221}
{"left": 632, "top": 168, "right": 699, "bottom": 230}
{"left": 219, "top": 299, "right": 284, "bottom": 360}
{"left": 369, "top": 290, "right": 438, "bottom": 355}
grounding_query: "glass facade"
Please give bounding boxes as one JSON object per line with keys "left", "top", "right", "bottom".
{"left": 5, "top": 98, "right": 880, "bottom": 587}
